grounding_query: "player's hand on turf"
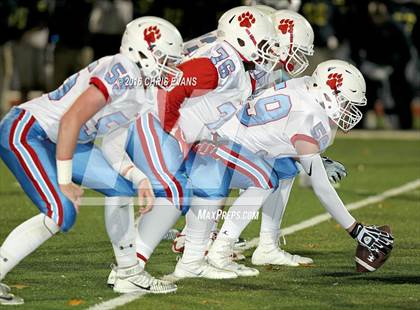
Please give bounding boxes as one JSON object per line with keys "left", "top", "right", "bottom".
{"left": 322, "top": 157, "right": 347, "bottom": 184}
{"left": 59, "top": 183, "right": 84, "bottom": 212}
{"left": 350, "top": 223, "right": 394, "bottom": 256}
{"left": 137, "top": 178, "right": 155, "bottom": 214}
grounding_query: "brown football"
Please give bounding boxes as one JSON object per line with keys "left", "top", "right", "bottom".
{"left": 355, "top": 225, "right": 392, "bottom": 273}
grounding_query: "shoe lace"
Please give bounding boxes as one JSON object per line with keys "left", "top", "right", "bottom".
{"left": 138, "top": 270, "right": 173, "bottom": 288}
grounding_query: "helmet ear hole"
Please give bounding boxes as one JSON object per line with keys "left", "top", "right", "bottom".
{"left": 323, "top": 93, "right": 332, "bottom": 102}
{"left": 138, "top": 51, "right": 147, "bottom": 59}
{"left": 237, "top": 38, "right": 245, "bottom": 47}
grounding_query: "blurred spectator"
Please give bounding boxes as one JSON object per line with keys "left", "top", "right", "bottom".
{"left": 350, "top": 0, "right": 414, "bottom": 129}
{"left": 1, "top": 0, "right": 418, "bottom": 129}
{"left": 89, "top": 0, "right": 133, "bottom": 59}
{"left": 132, "top": 0, "right": 241, "bottom": 40}
{"left": 300, "top": 0, "right": 339, "bottom": 74}
{"left": 49, "top": 0, "right": 93, "bottom": 89}
{"left": 9, "top": 0, "right": 50, "bottom": 102}
{"left": 0, "top": 1, "right": 14, "bottom": 115}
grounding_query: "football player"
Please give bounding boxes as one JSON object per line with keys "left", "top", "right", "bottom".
{"left": 105, "top": 6, "right": 283, "bottom": 284}
{"left": 201, "top": 60, "right": 394, "bottom": 272}
{"left": 172, "top": 8, "right": 321, "bottom": 272}
{"left": 0, "top": 17, "right": 182, "bottom": 304}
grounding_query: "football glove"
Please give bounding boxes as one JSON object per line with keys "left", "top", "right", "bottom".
{"left": 350, "top": 223, "right": 394, "bottom": 256}
{"left": 322, "top": 157, "right": 347, "bottom": 184}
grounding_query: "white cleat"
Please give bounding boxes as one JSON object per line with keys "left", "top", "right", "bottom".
{"left": 207, "top": 238, "right": 259, "bottom": 277}
{"left": 0, "top": 283, "right": 24, "bottom": 306}
{"left": 252, "top": 232, "right": 314, "bottom": 267}
{"left": 113, "top": 263, "right": 177, "bottom": 294}
{"left": 107, "top": 264, "right": 117, "bottom": 288}
{"left": 169, "top": 259, "right": 238, "bottom": 281}
{"left": 252, "top": 246, "right": 313, "bottom": 266}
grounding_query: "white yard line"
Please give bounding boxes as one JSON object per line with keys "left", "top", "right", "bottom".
{"left": 87, "top": 293, "right": 147, "bottom": 310}
{"left": 242, "top": 178, "right": 420, "bottom": 250}
{"left": 86, "top": 179, "right": 420, "bottom": 310}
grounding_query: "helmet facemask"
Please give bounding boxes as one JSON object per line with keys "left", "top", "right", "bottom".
{"left": 323, "top": 92, "right": 366, "bottom": 132}
{"left": 252, "top": 38, "right": 281, "bottom": 73}
{"left": 281, "top": 43, "right": 314, "bottom": 76}
{"left": 275, "top": 40, "right": 314, "bottom": 76}
{"left": 151, "top": 49, "right": 183, "bottom": 91}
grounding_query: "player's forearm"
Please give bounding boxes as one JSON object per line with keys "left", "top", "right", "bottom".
{"left": 55, "top": 114, "right": 84, "bottom": 184}
{"left": 299, "top": 154, "right": 356, "bottom": 230}
{"left": 56, "top": 114, "right": 81, "bottom": 160}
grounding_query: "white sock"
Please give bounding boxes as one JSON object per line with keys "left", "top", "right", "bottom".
{"left": 218, "top": 187, "right": 272, "bottom": 240}
{"left": 136, "top": 198, "right": 181, "bottom": 266}
{"left": 210, "top": 205, "right": 224, "bottom": 235}
{"left": 178, "top": 205, "right": 220, "bottom": 239}
{"left": 0, "top": 214, "right": 59, "bottom": 281}
{"left": 104, "top": 196, "right": 137, "bottom": 268}
{"left": 181, "top": 197, "right": 224, "bottom": 264}
{"left": 260, "top": 178, "right": 294, "bottom": 236}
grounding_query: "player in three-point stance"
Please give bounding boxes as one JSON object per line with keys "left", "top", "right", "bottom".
{"left": 104, "top": 6, "right": 283, "bottom": 283}
{"left": 189, "top": 60, "right": 394, "bottom": 272}
{"left": 0, "top": 17, "right": 184, "bottom": 304}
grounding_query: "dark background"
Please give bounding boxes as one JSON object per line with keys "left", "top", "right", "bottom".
{"left": 0, "top": 0, "right": 419, "bottom": 129}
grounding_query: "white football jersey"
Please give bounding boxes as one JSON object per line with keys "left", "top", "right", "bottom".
{"left": 250, "top": 69, "right": 291, "bottom": 90}
{"left": 218, "top": 76, "right": 335, "bottom": 158}
{"left": 178, "top": 40, "right": 254, "bottom": 143}
{"left": 183, "top": 32, "right": 289, "bottom": 91}
{"left": 20, "top": 54, "right": 156, "bottom": 143}
{"left": 183, "top": 30, "right": 218, "bottom": 57}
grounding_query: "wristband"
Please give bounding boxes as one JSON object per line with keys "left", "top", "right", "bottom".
{"left": 125, "top": 167, "right": 147, "bottom": 187}
{"left": 57, "top": 159, "right": 73, "bottom": 185}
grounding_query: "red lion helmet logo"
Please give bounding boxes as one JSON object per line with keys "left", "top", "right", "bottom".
{"left": 326, "top": 73, "right": 343, "bottom": 91}
{"left": 278, "top": 19, "right": 294, "bottom": 34}
{"left": 143, "top": 26, "right": 161, "bottom": 46}
{"left": 238, "top": 12, "right": 256, "bottom": 28}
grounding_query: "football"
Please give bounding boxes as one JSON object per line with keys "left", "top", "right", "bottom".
{"left": 355, "top": 225, "right": 392, "bottom": 273}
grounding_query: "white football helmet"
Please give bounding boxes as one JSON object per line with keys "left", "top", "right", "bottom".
{"left": 217, "top": 6, "right": 280, "bottom": 72}
{"left": 271, "top": 10, "right": 314, "bottom": 76}
{"left": 311, "top": 60, "right": 367, "bottom": 132}
{"left": 120, "top": 16, "right": 183, "bottom": 90}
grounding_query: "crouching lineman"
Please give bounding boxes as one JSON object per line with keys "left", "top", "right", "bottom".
{"left": 0, "top": 17, "right": 183, "bottom": 304}
{"left": 177, "top": 60, "right": 394, "bottom": 275}
{"left": 105, "top": 5, "right": 284, "bottom": 284}
{"left": 172, "top": 8, "right": 323, "bottom": 268}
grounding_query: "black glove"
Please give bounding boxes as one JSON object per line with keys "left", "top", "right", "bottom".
{"left": 350, "top": 223, "right": 394, "bottom": 256}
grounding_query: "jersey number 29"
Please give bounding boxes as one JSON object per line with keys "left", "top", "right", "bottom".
{"left": 239, "top": 82, "right": 291, "bottom": 127}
